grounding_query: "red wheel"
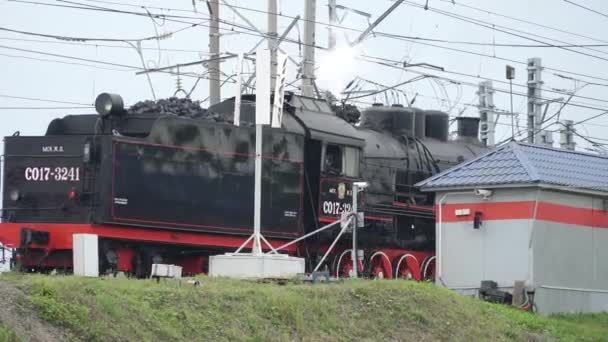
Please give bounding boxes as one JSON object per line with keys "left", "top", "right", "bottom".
{"left": 369, "top": 252, "right": 393, "bottom": 279}
{"left": 420, "top": 256, "right": 436, "bottom": 281}
{"left": 394, "top": 254, "right": 421, "bottom": 280}
{"left": 334, "top": 250, "right": 363, "bottom": 278}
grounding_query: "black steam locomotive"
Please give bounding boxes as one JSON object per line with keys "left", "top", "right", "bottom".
{"left": 0, "top": 92, "right": 485, "bottom": 278}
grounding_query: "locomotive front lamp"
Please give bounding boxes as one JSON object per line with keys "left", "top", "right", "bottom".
{"left": 95, "top": 93, "right": 125, "bottom": 117}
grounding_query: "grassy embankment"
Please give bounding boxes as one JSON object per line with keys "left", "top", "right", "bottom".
{"left": 0, "top": 273, "right": 607, "bottom": 341}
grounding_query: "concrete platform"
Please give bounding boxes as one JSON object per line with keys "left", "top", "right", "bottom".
{"left": 208, "top": 253, "right": 305, "bottom": 279}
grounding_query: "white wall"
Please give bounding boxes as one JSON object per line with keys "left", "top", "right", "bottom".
{"left": 436, "top": 188, "right": 536, "bottom": 290}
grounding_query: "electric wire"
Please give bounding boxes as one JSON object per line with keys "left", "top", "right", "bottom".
{"left": 0, "top": 106, "right": 92, "bottom": 109}
{"left": 20, "top": 0, "right": 608, "bottom": 111}
{"left": 9, "top": 0, "right": 608, "bottom": 86}
{"left": 0, "top": 37, "right": 211, "bottom": 54}
{"left": 562, "top": 0, "right": 608, "bottom": 20}
{"left": 364, "top": 54, "right": 608, "bottom": 107}
{"left": 0, "top": 94, "right": 92, "bottom": 106}
{"left": 400, "top": 0, "right": 608, "bottom": 63}
{"left": 437, "top": 0, "right": 608, "bottom": 46}
{"left": 5, "top": 0, "right": 608, "bottom": 133}
{"left": 0, "top": 51, "right": 132, "bottom": 71}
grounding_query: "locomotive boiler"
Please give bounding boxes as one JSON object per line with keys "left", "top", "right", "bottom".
{"left": 0, "top": 92, "right": 486, "bottom": 278}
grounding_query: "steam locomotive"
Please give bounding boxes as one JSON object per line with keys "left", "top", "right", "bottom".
{"left": 0, "top": 92, "right": 486, "bottom": 278}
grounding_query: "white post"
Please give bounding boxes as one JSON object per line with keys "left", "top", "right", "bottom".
{"left": 301, "top": 0, "right": 316, "bottom": 97}
{"left": 234, "top": 53, "right": 243, "bottom": 126}
{"left": 252, "top": 123, "right": 264, "bottom": 255}
{"left": 268, "top": 0, "right": 278, "bottom": 90}
{"left": 252, "top": 48, "right": 272, "bottom": 255}
{"left": 351, "top": 183, "right": 358, "bottom": 278}
{"left": 209, "top": 0, "right": 221, "bottom": 105}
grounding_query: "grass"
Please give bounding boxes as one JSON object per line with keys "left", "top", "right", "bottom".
{"left": 0, "top": 323, "right": 19, "bottom": 342}
{"left": 1, "top": 272, "right": 607, "bottom": 341}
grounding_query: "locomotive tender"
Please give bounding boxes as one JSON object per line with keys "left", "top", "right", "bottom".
{"left": 0, "top": 93, "right": 485, "bottom": 278}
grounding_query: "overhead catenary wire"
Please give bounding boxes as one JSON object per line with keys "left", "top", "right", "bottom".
{"left": 400, "top": 0, "right": 608, "bottom": 63}
{"left": 13, "top": 0, "right": 608, "bottom": 110}
{"left": 5, "top": 0, "right": 608, "bottom": 134}
{"left": 0, "top": 44, "right": 217, "bottom": 79}
{"left": 78, "top": 0, "right": 608, "bottom": 49}
{"left": 0, "top": 23, "right": 189, "bottom": 42}
{"left": 0, "top": 36, "right": 212, "bottom": 54}
{"left": 359, "top": 54, "right": 608, "bottom": 112}
{"left": 437, "top": 0, "right": 608, "bottom": 46}
{"left": 0, "top": 51, "right": 132, "bottom": 72}
{"left": 0, "top": 106, "right": 93, "bottom": 109}
{"left": 0, "top": 94, "right": 92, "bottom": 106}
{"left": 562, "top": 0, "right": 608, "bottom": 20}
{"left": 10, "top": 0, "right": 608, "bottom": 86}
{"left": 7, "top": 0, "right": 608, "bottom": 125}
{"left": 363, "top": 54, "right": 608, "bottom": 107}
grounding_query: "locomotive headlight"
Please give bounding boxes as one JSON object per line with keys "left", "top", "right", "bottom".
{"left": 95, "top": 93, "right": 125, "bottom": 117}
{"left": 9, "top": 189, "right": 21, "bottom": 202}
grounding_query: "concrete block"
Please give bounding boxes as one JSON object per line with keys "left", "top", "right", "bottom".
{"left": 208, "top": 253, "right": 305, "bottom": 279}
{"left": 73, "top": 234, "right": 98, "bottom": 277}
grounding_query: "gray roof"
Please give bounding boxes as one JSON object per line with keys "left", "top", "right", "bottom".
{"left": 416, "top": 142, "right": 608, "bottom": 193}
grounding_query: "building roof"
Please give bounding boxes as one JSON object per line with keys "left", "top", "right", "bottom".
{"left": 416, "top": 142, "right": 608, "bottom": 193}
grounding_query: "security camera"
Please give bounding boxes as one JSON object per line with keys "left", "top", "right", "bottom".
{"left": 353, "top": 182, "right": 369, "bottom": 190}
{"left": 474, "top": 188, "right": 493, "bottom": 199}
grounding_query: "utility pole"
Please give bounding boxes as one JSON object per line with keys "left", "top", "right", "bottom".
{"left": 209, "top": 0, "right": 221, "bottom": 105}
{"left": 477, "top": 80, "right": 495, "bottom": 147}
{"left": 268, "top": 0, "right": 278, "bottom": 90}
{"left": 506, "top": 65, "right": 515, "bottom": 141}
{"left": 560, "top": 120, "right": 576, "bottom": 151}
{"left": 527, "top": 58, "right": 543, "bottom": 144}
{"left": 328, "top": 0, "right": 337, "bottom": 50}
{"left": 301, "top": 0, "right": 317, "bottom": 97}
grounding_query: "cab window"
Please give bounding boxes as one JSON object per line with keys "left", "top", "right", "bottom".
{"left": 324, "top": 144, "right": 343, "bottom": 175}
{"left": 343, "top": 147, "right": 359, "bottom": 177}
{"left": 323, "top": 144, "right": 359, "bottom": 177}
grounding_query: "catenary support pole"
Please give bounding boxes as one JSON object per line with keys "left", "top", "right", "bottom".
{"left": 527, "top": 58, "right": 544, "bottom": 144}
{"left": 302, "top": 0, "right": 316, "bottom": 97}
{"left": 478, "top": 80, "right": 495, "bottom": 147}
{"left": 328, "top": 0, "right": 337, "bottom": 50}
{"left": 209, "top": 0, "right": 221, "bottom": 105}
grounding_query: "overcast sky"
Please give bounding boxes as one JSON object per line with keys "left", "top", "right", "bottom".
{"left": 1, "top": 0, "right": 608, "bottom": 158}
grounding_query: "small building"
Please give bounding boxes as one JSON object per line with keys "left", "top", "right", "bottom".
{"left": 416, "top": 142, "right": 608, "bottom": 314}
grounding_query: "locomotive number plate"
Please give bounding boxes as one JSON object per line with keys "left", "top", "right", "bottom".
{"left": 24, "top": 166, "right": 81, "bottom": 182}
{"left": 322, "top": 201, "right": 352, "bottom": 216}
